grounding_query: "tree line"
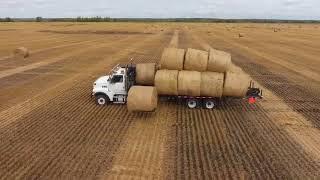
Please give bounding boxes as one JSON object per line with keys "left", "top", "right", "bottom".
{"left": 1, "top": 17, "right": 319, "bottom": 23}
{"left": 0, "top": 17, "right": 14, "bottom": 22}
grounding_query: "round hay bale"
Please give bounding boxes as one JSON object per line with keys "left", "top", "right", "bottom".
{"left": 184, "top": 48, "right": 208, "bottom": 72}
{"left": 229, "top": 63, "right": 244, "bottom": 73}
{"left": 14, "top": 47, "right": 29, "bottom": 58}
{"left": 127, "top": 86, "right": 158, "bottom": 112}
{"left": 155, "top": 70, "right": 178, "bottom": 95}
{"left": 135, "top": 63, "right": 156, "bottom": 85}
{"left": 201, "top": 72, "right": 224, "bottom": 97}
{"left": 160, "top": 48, "right": 185, "bottom": 70}
{"left": 207, "top": 48, "right": 231, "bottom": 73}
{"left": 223, "top": 72, "right": 251, "bottom": 97}
{"left": 178, "top": 71, "right": 201, "bottom": 96}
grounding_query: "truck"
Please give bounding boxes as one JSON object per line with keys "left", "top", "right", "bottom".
{"left": 91, "top": 64, "right": 263, "bottom": 109}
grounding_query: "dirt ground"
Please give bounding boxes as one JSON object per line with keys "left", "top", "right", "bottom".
{"left": 0, "top": 22, "right": 319, "bottom": 179}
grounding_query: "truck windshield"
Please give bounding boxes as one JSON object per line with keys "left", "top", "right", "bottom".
{"left": 111, "top": 75, "right": 123, "bottom": 83}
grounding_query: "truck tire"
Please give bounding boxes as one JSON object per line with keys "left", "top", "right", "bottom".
{"left": 204, "top": 99, "right": 216, "bottom": 109}
{"left": 95, "top": 95, "right": 109, "bottom": 106}
{"left": 186, "top": 99, "right": 198, "bottom": 109}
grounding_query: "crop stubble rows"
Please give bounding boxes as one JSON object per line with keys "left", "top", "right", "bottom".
{"left": 0, "top": 33, "right": 151, "bottom": 112}
{"left": 164, "top": 30, "right": 320, "bottom": 179}
{"left": 1, "top": 23, "right": 320, "bottom": 179}
{"left": 194, "top": 27, "right": 320, "bottom": 127}
{"left": 104, "top": 31, "right": 173, "bottom": 179}
{"left": 0, "top": 26, "right": 170, "bottom": 179}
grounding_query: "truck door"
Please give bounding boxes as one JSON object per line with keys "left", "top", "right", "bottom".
{"left": 110, "top": 75, "right": 126, "bottom": 94}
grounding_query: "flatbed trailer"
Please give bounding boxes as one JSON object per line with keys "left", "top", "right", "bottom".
{"left": 92, "top": 64, "right": 263, "bottom": 109}
{"left": 159, "top": 81, "right": 262, "bottom": 109}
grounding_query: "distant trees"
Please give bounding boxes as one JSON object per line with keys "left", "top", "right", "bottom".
{"left": 1, "top": 17, "right": 319, "bottom": 24}
{"left": 75, "top": 16, "right": 112, "bottom": 22}
{"left": 5, "top": 17, "right": 12, "bottom": 22}
{"left": 47, "top": 16, "right": 112, "bottom": 22}
{"left": 36, "top": 17, "right": 43, "bottom": 22}
{"left": 0, "top": 17, "right": 13, "bottom": 22}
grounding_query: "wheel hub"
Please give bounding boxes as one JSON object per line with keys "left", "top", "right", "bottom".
{"left": 205, "top": 101, "right": 215, "bottom": 109}
{"left": 187, "top": 100, "right": 197, "bottom": 108}
{"left": 98, "top": 98, "right": 106, "bottom": 105}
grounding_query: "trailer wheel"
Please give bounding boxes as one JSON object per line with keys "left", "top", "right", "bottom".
{"left": 204, "top": 99, "right": 216, "bottom": 109}
{"left": 95, "top": 95, "right": 109, "bottom": 106}
{"left": 186, "top": 99, "right": 198, "bottom": 109}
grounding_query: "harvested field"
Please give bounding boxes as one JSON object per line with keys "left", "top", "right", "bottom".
{"left": 39, "top": 30, "right": 154, "bottom": 35}
{"left": 0, "top": 22, "right": 320, "bottom": 179}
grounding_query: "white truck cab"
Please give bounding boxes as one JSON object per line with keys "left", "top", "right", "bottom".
{"left": 92, "top": 64, "right": 136, "bottom": 105}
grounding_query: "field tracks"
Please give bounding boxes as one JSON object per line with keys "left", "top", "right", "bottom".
{"left": 192, "top": 29, "right": 320, "bottom": 162}
{"left": 166, "top": 29, "right": 320, "bottom": 179}
{"left": 0, "top": 36, "right": 97, "bottom": 61}
{"left": 0, "top": 32, "right": 163, "bottom": 130}
{"left": 207, "top": 29, "right": 320, "bottom": 83}
{"left": 188, "top": 29, "right": 320, "bottom": 161}
{"left": 0, "top": 29, "right": 172, "bottom": 179}
{"left": 168, "top": 30, "right": 179, "bottom": 48}
{"left": 0, "top": 39, "right": 112, "bottom": 78}
{"left": 1, "top": 23, "right": 320, "bottom": 179}
{"left": 103, "top": 30, "right": 176, "bottom": 179}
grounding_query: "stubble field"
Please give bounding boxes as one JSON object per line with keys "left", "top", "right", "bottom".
{"left": 0, "top": 22, "right": 320, "bottom": 179}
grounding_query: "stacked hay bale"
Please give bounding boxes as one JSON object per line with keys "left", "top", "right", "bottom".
{"left": 135, "top": 63, "right": 156, "bottom": 85}
{"left": 223, "top": 72, "right": 250, "bottom": 97}
{"left": 127, "top": 63, "right": 157, "bottom": 112}
{"left": 228, "top": 63, "right": 244, "bottom": 73}
{"left": 154, "top": 69, "right": 179, "bottom": 95}
{"left": 129, "top": 47, "right": 251, "bottom": 112}
{"left": 159, "top": 48, "right": 185, "bottom": 70}
{"left": 201, "top": 72, "right": 224, "bottom": 97}
{"left": 184, "top": 48, "right": 208, "bottom": 72}
{"left": 178, "top": 71, "right": 201, "bottom": 96}
{"left": 207, "top": 48, "right": 231, "bottom": 73}
{"left": 156, "top": 47, "right": 250, "bottom": 98}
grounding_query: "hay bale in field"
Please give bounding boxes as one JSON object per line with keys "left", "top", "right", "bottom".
{"left": 155, "top": 69, "right": 179, "bottom": 95}
{"left": 238, "top": 33, "right": 244, "bottom": 38}
{"left": 127, "top": 86, "right": 158, "bottom": 112}
{"left": 13, "top": 47, "right": 29, "bottom": 58}
{"left": 184, "top": 48, "right": 208, "bottom": 72}
{"left": 201, "top": 72, "right": 224, "bottom": 97}
{"left": 207, "top": 48, "right": 231, "bottom": 73}
{"left": 178, "top": 71, "right": 201, "bottom": 96}
{"left": 159, "top": 48, "right": 185, "bottom": 70}
{"left": 223, "top": 72, "right": 251, "bottom": 97}
{"left": 135, "top": 63, "right": 156, "bottom": 85}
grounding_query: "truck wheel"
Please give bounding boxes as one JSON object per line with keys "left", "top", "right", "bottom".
{"left": 95, "top": 95, "right": 109, "bottom": 106}
{"left": 187, "top": 99, "right": 198, "bottom": 109}
{"left": 204, "top": 99, "right": 216, "bottom": 109}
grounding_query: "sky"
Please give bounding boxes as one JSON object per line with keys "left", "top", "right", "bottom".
{"left": 0, "top": 0, "right": 319, "bottom": 20}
